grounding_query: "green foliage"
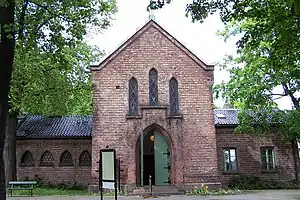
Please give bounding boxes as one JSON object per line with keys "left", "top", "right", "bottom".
{"left": 213, "top": 0, "right": 300, "bottom": 138}
{"left": 8, "top": 0, "right": 116, "bottom": 116}
{"left": 148, "top": 0, "right": 300, "bottom": 24}
{"left": 10, "top": 42, "right": 102, "bottom": 116}
{"left": 228, "top": 175, "right": 300, "bottom": 190}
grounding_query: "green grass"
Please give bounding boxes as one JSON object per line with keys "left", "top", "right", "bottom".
{"left": 7, "top": 187, "right": 118, "bottom": 197}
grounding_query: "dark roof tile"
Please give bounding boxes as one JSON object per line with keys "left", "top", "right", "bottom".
{"left": 16, "top": 109, "right": 241, "bottom": 138}
{"left": 16, "top": 115, "right": 92, "bottom": 138}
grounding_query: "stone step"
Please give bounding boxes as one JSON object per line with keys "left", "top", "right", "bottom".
{"left": 130, "top": 186, "right": 185, "bottom": 196}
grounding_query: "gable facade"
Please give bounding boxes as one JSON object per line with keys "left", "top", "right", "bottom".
{"left": 91, "top": 19, "right": 219, "bottom": 190}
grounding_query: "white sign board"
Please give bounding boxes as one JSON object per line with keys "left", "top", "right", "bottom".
{"left": 103, "top": 181, "right": 115, "bottom": 189}
{"left": 101, "top": 151, "right": 115, "bottom": 181}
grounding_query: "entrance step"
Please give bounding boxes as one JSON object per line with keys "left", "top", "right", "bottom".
{"left": 130, "top": 186, "right": 185, "bottom": 196}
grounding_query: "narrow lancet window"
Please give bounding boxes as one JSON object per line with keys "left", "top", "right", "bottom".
{"left": 149, "top": 68, "right": 158, "bottom": 105}
{"left": 129, "top": 77, "right": 138, "bottom": 116}
{"left": 169, "top": 77, "right": 179, "bottom": 115}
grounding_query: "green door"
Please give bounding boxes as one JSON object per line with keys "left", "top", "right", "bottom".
{"left": 154, "top": 133, "right": 170, "bottom": 185}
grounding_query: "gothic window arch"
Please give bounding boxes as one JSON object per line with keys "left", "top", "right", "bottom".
{"left": 40, "top": 151, "right": 54, "bottom": 166}
{"left": 129, "top": 77, "right": 138, "bottom": 116}
{"left": 169, "top": 77, "right": 179, "bottom": 115}
{"left": 79, "top": 150, "right": 92, "bottom": 166}
{"left": 20, "top": 151, "right": 34, "bottom": 167}
{"left": 149, "top": 68, "right": 158, "bottom": 105}
{"left": 60, "top": 150, "right": 73, "bottom": 166}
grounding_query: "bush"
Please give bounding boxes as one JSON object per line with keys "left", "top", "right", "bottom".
{"left": 228, "top": 175, "right": 300, "bottom": 190}
{"left": 23, "top": 175, "right": 86, "bottom": 190}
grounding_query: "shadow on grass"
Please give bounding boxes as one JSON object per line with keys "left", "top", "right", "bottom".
{"left": 7, "top": 187, "right": 120, "bottom": 197}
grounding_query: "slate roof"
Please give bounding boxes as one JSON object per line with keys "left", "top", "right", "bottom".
{"left": 16, "top": 115, "right": 92, "bottom": 138}
{"left": 214, "top": 109, "right": 239, "bottom": 126}
{"left": 16, "top": 109, "right": 240, "bottom": 138}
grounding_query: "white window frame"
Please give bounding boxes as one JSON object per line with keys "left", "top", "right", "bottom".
{"left": 261, "top": 147, "right": 275, "bottom": 170}
{"left": 222, "top": 148, "right": 237, "bottom": 171}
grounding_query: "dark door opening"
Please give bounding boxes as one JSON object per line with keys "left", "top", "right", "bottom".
{"left": 143, "top": 132, "right": 155, "bottom": 185}
{"left": 137, "top": 129, "right": 171, "bottom": 186}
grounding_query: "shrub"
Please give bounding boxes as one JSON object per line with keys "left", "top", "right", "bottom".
{"left": 228, "top": 175, "right": 300, "bottom": 190}
{"left": 23, "top": 175, "right": 86, "bottom": 190}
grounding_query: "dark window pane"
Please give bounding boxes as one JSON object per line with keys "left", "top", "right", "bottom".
{"left": 223, "top": 148, "right": 237, "bottom": 171}
{"left": 149, "top": 69, "right": 158, "bottom": 105}
{"left": 21, "top": 151, "right": 34, "bottom": 166}
{"left": 261, "top": 148, "right": 275, "bottom": 170}
{"left": 79, "top": 150, "right": 92, "bottom": 166}
{"left": 129, "top": 78, "right": 138, "bottom": 115}
{"left": 40, "top": 151, "right": 53, "bottom": 166}
{"left": 60, "top": 151, "right": 73, "bottom": 166}
{"left": 169, "top": 78, "right": 179, "bottom": 115}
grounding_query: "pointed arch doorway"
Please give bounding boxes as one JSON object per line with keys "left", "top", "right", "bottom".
{"left": 136, "top": 127, "right": 171, "bottom": 186}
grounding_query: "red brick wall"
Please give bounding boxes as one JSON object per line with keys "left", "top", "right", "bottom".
{"left": 91, "top": 22, "right": 218, "bottom": 189}
{"left": 216, "top": 127, "right": 297, "bottom": 185}
{"left": 16, "top": 138, "right": 93, "bottom": 187}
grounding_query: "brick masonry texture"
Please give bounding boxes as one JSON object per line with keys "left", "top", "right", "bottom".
{"left": 16, "top": 139, "right": 94, "bottom": 186}
{"left": 91, "top": 20, "right": 218, "bottom": 189}
{"left": 216, "top": 127, "right": 298, "bottom": 184}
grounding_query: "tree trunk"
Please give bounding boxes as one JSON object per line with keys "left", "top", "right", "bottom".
{"left": 0, "top": 0, "right": 15, "bottom": 199}
{"left": 4, "top": 114, "right": 17, "bottom": 184}
{"left": 292, "top": 138, "right": 299, "bottom": 181}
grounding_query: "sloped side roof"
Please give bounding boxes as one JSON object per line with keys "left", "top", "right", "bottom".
{"left": 214, "top": 109, "right": 239, "bottom": 126}
{"left": 90, "top": 19, "right": 214, "bottom": 72}
{"left": 16, "top": 115, "right": 92, "bottom": 138}
{"left": 16, "top": 110, "right": 241, "bottom": 139}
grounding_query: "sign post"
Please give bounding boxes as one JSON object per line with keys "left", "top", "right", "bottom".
{"left": 99, "top": 149, "right": 117, "bottom": 200}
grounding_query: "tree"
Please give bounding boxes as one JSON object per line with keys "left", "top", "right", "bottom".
{"left": 0, "top": 0, "right": 15, "bottom": 198}
{"left": 147, "top": 0, "right": 300, "bottom": 24}
{"left": 0, "top": 0, "right": 117, "bottom": 198}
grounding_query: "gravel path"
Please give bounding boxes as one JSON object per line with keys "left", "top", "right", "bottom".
{"left": 7, "top": 190, "right": 300, "bottom": 200}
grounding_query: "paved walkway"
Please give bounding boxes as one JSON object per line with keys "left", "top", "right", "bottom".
{"left": 7, "top": 190, "right": 300, "bottom": 200}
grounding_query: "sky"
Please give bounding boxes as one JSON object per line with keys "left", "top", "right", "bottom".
{"left": 86, "top": 0, "right": 293, "bottom": 110}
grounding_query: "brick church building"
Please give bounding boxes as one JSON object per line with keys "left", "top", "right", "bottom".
{"left": 15, "top": 19, "right": 299, "bottom": 193}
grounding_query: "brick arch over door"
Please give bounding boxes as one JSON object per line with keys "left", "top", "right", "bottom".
{"left": 135, "top": 123, "right": 175, "bottom": 186}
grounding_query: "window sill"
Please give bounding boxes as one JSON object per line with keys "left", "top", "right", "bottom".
{"left": 78, "top": 164, "right": 92, "bottom": 167}
{"left": 39, "top": 163, "right": 54, "bottom": 167}
{"left": 261, "top": 169, "right": 278, "bottom": 173}
{"left": 59, "top": 164, "right": 74, "bottom": 167}
{"left": 20, "top": 164, "right": 35, "bottom": 167}
{"left": 222, "top": 171, "right": 239, "bottom": 175}
{"left": 126, "top": 115, "right": 141, "bottom": 119}
{"left": 167, "top": 115, "right": 183, "bottom": 119}
{"left": 141, "top": 105, "right": 167, "bottom": 109}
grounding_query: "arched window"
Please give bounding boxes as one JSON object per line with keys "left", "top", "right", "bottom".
{"left": 40, "top": 151, "right": 54, "bottom": 166}
{"left": 169, "top": 77, "right": 179, "bottom": 115}
{"left": 60, "top": 150, "right": 73, "bottom": 166}
{"left": 149, "top": 68, "right": 158, "bottom": 105}
{"left": 129, "top": 77, "right": 138, "bottom": 116}
{"left": 79, "top": 150, "right": 92, "bottom": 166}
{"left": 20, "top": 151, "right": 34, "bottom": 167}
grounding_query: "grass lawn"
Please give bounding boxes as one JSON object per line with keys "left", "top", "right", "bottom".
{"left": 8, "top": 187, "right": 117, "bottom": 196}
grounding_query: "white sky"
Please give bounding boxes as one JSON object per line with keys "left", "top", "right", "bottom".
{"left": 86, "top": 0, "right": 293, "bottom": 110}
